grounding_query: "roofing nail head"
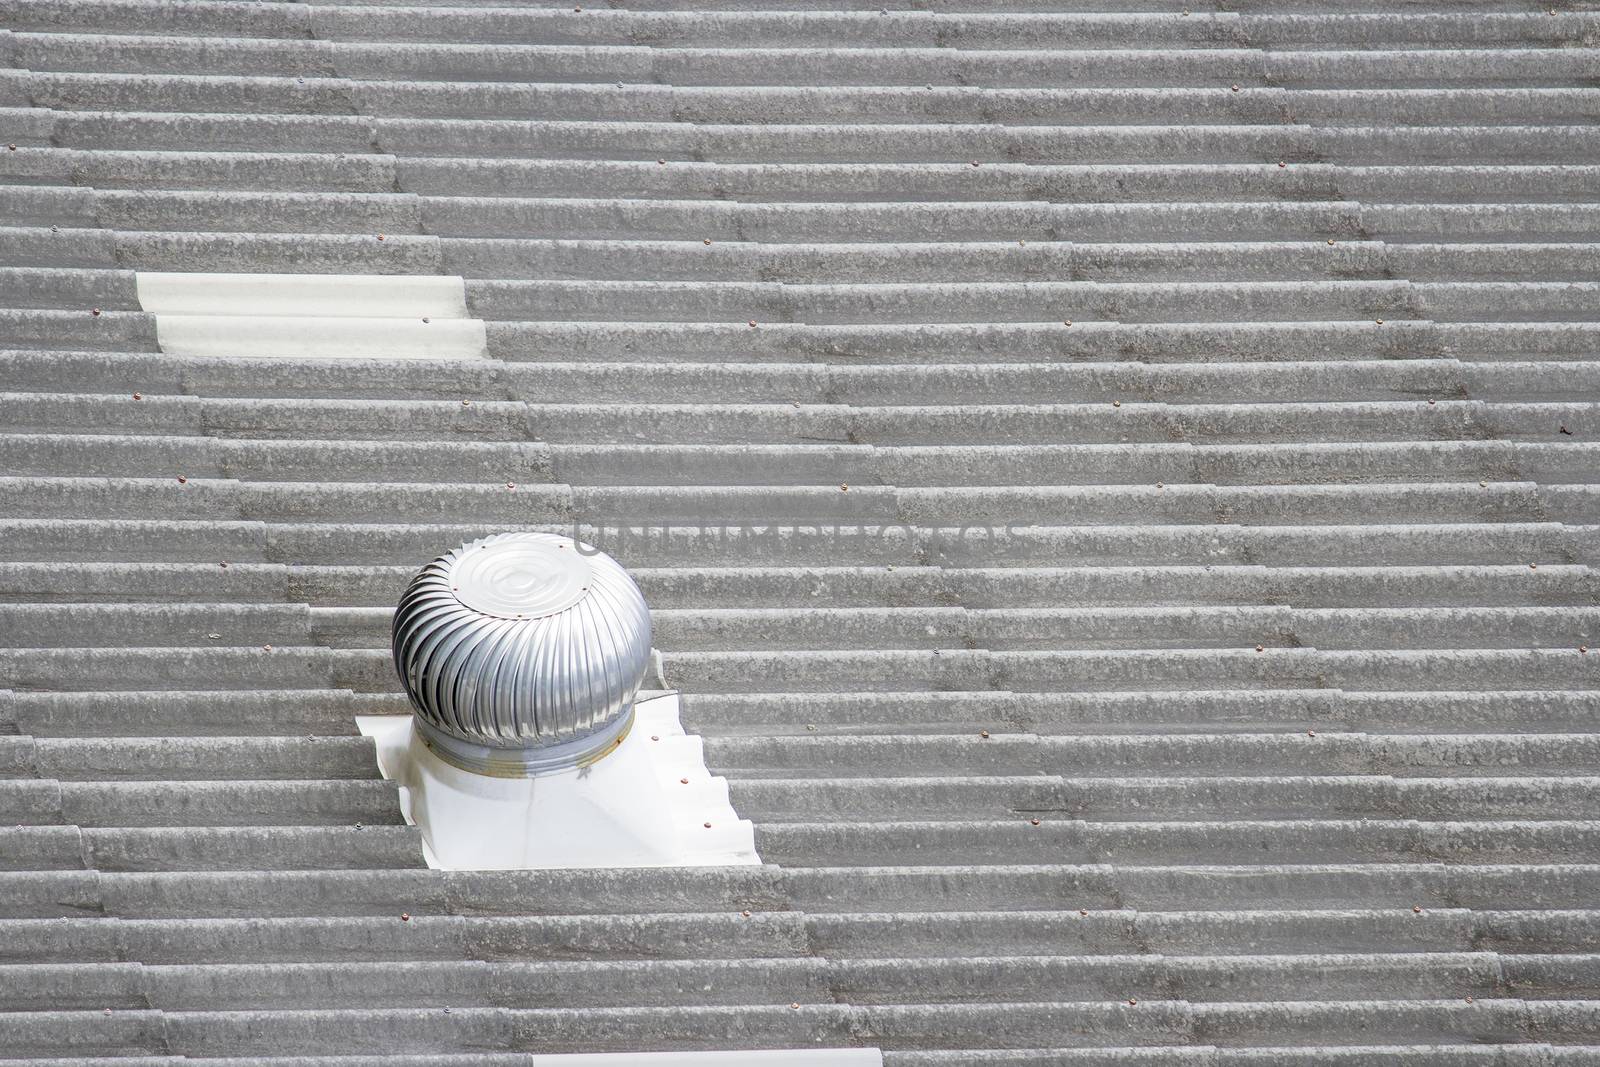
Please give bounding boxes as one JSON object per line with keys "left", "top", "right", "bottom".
{"left": 1375, "top": 319, "right": 1384, "bottom": 325}
{"left": 748, "top": 320, "right": 758, "bottom": 328}
{"left": 1128, "top": 998, "right": 1138, "bottom": 1006}
{"left": 91, "top": 308, "right": 101, "bottom": 316}
{"left": 263, "top": 644, "right": 273, "bottom": 652}
{"left": 1079, "top": 909, "right": 1088, "bottom": 916}
{"left": 1466, "top": 996, "right": 1476, "bottom": 1003}
{"left": 1412, "top": 906, "right": 1422, "bottom": 914}
{"left": 1278, "top": 161, "right": 1286, "bottom": 168}
{"left": 377, "top": 234, "right": 385, "bottom": 241}
{"left": 840, "top": 483, "right": 849, "bottom": 492}
{"left": 790, "top": 1003, "right": 801, "bottom": 1010}
{"left": 741, "top": 910, "right": 752, "bottom": 918}
{"left": 5, "top": 144, "right": 14, "bottom": 151}
{"left": 1064, "top": 320, "right": 1073, "bottom": 326}
{"left": 1327, "top": 239, "right": 1335, "bottom": 246}
{"left": 703, "top": 238, "right": 712, "bottom": 245}
{"left": 401, "top": 913, "right": 410, "bottom": 921}
{"left": 1255, "top": 645, "right": 1265, "bottom": 652}
{"left": 220, "top": 561, "right": 228, "bottom": 569}
{"left": 1230, "top": 84, "right": 1240, "bottom": 92}
{"left": 1308, "top": 729, "right": 1317, "bottom": 737}
{"left": 1530, "top": 563, "right": 1538, "bottom": 570}
{"left": 1581, "top": 646, "right": 1589, "bottom": 654}
{"left": 422, "top": 317, "right": 430, "bottom": 323}
{"left": 703, "top": 821, "right": 712, "bottom": 829}
{"left": 1030, "top": 818, "right": 1040, "bottom": 826}
{"left": 805, "top": 724, "right": 817, "bottom": 731}
{"left": 979, "top": 729, "right": 990, "bottom": 739}
{"left": 650, "top": 735, "right": 659, "bottom": 741}
{"left": 507, "top": 482, "right": 516, "bottom": 490}
{"left": 658, "top": 159, "right": 667, "bottom": 165}
{"left": 176, "top": 475, "right": 187, "bottom": 484}
{"left": 1112, "top": 400, "right": 1121, "bottom": 407}
{"left": 970, "top": 161, "right": 980, "bottom": 167}
{"left": 1479, "top": 481, "right": 1487, "bottom": 488}
{"left": 132, "top": 392, "right": 142, "bottom": 400}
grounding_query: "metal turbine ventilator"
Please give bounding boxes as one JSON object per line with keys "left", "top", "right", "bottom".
{"left": 392, "top": 532, "right": 653, "bottom": 777}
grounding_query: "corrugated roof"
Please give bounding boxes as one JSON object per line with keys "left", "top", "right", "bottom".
{"left": 2, "top": 0, "right": 1599, "bottom": 1060}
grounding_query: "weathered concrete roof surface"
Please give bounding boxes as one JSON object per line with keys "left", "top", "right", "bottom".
{"left": 3, "top": 0, "right": 1600, "bottom": 1060}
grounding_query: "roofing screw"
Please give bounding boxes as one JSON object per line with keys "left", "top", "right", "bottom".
{"left": 176, "top": 475, "right": 187, "bottom": 484}
{"left": 132, "top": 392, "right": 142, "bottom": 400}
{"left": 979, "top": 729, "right": 990, "bottom": 739}
{"left": 401, "top": 913, "right": 411, "bottom": 921}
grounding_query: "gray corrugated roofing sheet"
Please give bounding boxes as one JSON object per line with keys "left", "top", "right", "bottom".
{"left": 2, "top": 0, "right": 1600, "bottom": 1060}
